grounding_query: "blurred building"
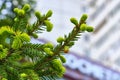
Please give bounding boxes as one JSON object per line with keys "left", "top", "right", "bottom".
{"left": 82, "top": 0, "right": 120, "bottom": 71}
{"left": 63, "top": 53, "right": 120, "bottom": 80}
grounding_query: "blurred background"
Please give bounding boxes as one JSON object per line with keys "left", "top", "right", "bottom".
{"left": 0, "top": 0, "right": 120, "bottom": 80}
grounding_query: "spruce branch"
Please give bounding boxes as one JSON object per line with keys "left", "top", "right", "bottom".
{"left": 33, "top": 14, "right": 94, "bottom": 75}
{"left": 0, "top": 4, "right": 94, "bottom": 80}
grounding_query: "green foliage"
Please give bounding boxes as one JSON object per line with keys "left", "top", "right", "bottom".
{"left": 0, "top": 48, "right": 8, "bottom": 60}
{"left": 0, "top": 0, "right": 35, "bottom": 18}
{"left": 0, "top": 3, "right": 94, "bottom": 80}
{"left": 0, "top": 0, "right": 36, "bottom": 30}
{"left": 12, "top": 32, "right": 30, "bottom": 49}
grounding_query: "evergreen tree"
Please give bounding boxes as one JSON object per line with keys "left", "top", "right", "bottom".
{"left": 0, "top": 4, "right": 94, "bottom": 80}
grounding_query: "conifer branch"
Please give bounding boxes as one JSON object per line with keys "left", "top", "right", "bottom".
{"left": 0, "top": 3, "right": 94, "bottom": 80}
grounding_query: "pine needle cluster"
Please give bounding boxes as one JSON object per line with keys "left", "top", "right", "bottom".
{"left": 0, "top": 4, "right": 94, "bottom": 80}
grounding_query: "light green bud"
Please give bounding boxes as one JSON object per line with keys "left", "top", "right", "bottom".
{"left": 64, "top": 46, "right": 69, "bottom": 53}
{"left": 0, "top": 44, "right": 3, "bottom": 50}
{"left": 22, "top": 4, "right": 30, "bottom": 11}
{"left": 70, "top": 17, "right": 78, "bottom": 25}
{"left": 86, "top": 26, "right": 94, "bottom": 32}
{"left": 60, "top": 55, "right": 66, "bottom": 63}
{"left": 80, "top": 23, "right": 87, "bottom": 31}
{"left": 44, "top": 42, "right": 54, "bottom": 49}
{"left": 80, "top": 14, "right": 88, "bottom": 21}
{"left": 52, "top": 59, "right": 62, "bottom": 67}
{"left": 14, "top": 18, "right": 19, "bottom": 22}
{"left": 49, "top": 51, "right": 54, "bottom": 56}
{"left": 14, "top": 8, "right": 19, "bottom": 13}
{"left": 44, "top": 48, "right": 54, "bottom": 56}
{"left": 46, "top": 10, "right": 53, "bottom": 18}
{"left": 35, "top": 11, "right": 41, "bottom": 19}
{"left": 20, "top": 73, "right": 27, "bottom": 78}
{"left": 44, "top": 20, "right": 53, "bottom": 32}
{"left": 0, "top": 48, "right": 8, "bottom": 60}
{"left": 57, "top": 36, "right": 65, "bottom": 43}
{"left": 18, "top": 9, "right": 25, "bottom": 16}
{"left": 2, "top": 78, "right": 7, "bottom": 80}
{"left": 32, "top": 33, "right": 38, "bottom": 38}
{"left": 51, "top": 59, "right": 66, "bottom": 75}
